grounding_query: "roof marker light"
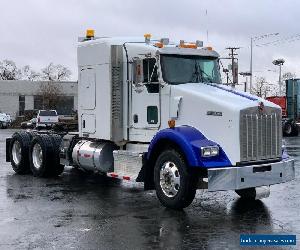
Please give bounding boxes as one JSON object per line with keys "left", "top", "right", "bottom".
{"left": 180, "top": 43, "right": 197, "bottom": 49}
{"left": 154, "top": 42, "right": 163, "bottom": 48}
{"left": 179, "top": 40, "right": 198, "bottom": 49}
{"left": 144, "top": 33, "right": 152, "bottom": 44}
{"left": 86, "top": 29, "right": 95, "bottom": 39}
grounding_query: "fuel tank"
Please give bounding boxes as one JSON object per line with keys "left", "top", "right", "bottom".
{"left": 72, "top": 140, "right": 117, "bottom": 172}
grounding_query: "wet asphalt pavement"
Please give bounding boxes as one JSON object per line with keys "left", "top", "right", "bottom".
{"left": 0, "top": 129, "right": 299, "bottom": 250}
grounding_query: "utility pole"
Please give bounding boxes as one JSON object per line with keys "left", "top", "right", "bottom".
{"left": 272, "top": 58, "right": 285, "bottom": 96}
{"left": 250, "top": 38, "right": 253, "bottom": 93}
{"left": 249, "top": 32, "right": 279, "bottom": 94}
{"left": 226, "top": 47, "right": 240, "bottom": 87}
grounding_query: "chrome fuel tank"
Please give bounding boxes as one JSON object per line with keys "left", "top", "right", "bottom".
{"left": 72, "top": 140, "right": 117, "bottom": 172}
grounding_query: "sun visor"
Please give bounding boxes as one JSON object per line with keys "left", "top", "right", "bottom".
{"left": 158, "top": 47, "right": 220, "bottom": 58}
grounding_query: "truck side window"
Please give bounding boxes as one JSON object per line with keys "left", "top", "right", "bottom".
{"left": 143, "top": 58, "right": 158, "bottom": 83}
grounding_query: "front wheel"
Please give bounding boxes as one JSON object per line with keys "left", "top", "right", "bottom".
{"left": 154, "top": 149, "right": 198, "bottom": 210}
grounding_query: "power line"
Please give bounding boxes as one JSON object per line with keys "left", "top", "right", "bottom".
{"left": 256, "top": 34, "right": 300, "bottom": 47}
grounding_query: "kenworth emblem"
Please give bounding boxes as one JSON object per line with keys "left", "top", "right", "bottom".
{"left": 258, "top": 101, "right": 265, "bottom": 114}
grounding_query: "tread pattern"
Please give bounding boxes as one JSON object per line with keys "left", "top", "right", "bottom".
{"left": 50, "top": 134, "right": 65, "bottom": 176}
{"left": 10, "top": 131, "right": 32, "bottom": 174}
{"left": 30, "top": 134, "right": 56, "bottom": 177}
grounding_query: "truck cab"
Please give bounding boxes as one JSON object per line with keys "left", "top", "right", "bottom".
{"left": 6, "top": 31, "right": 295, "bottom": 209}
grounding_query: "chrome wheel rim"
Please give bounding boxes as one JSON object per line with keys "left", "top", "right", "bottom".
{"left": 32, "top": 143, "right": 43, "bottom": 170}
{"left": 160, "top": 161, "right": 181, "bottom": 198}
{"left": 12, "top": 141, "right": 22, "bottom": 165}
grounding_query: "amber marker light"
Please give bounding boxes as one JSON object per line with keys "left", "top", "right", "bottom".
{"left": 86, "top": 29, "right": 95, "bottom": 38}
{"left": 168, "top": 119, "right": 176, "bottom": 128}
{"left": 144, "top": 33, "right": 152, "bottom": 44}
{"left": 154, "top": 42, "right": 163, "bottom": 48}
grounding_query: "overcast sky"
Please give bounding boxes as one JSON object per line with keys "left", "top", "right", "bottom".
{"left": 1, "top": 0, "right": 299, "bottom": 85}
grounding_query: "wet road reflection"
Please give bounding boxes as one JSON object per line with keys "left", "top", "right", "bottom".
{"left": 0, "top": 129, "right": 299, "bottom": 249}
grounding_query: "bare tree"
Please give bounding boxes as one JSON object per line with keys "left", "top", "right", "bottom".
{"left": 41, "top": 63, "right": 72, "bottom": 81}
{"left": 20, "top": 65, "right": 41, "bottom": 81}
{"left": 282, "top": 72, "right": 296, "bottom": 81}
{"left": 0, "top": 60, "right": 21, "bottom": 80}
{"left": 252, "top": 77, "right": 272, "bottom": 98}
{"left": 38, "top": 82, "right": 63, "bottom": 109}
{"left": 271, "top": 72, "right": 297, "bottom": 96}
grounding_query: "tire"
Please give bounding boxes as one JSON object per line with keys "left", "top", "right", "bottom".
{"left": 27, "top": 131, "right": 38, "bottom": 139}
{"left": 9, "top": 131, "right": 32, "bottom": 174}
{"left": 283, "top": 122, "right": 293, "bottom": 136}
{"left": 29, "top": 134, "right": 57, "bottom": 177}
{"left": 235, "top": 188, "right": 256, "bottom": 199}
{"left": 154, "top": 149, "right": 198, "bottom": 210}
{"left": 50, "top": 134, "right": 65, "bottom": 176}
{"left": 292, "top": 124, "right": 299, "bottom": 136}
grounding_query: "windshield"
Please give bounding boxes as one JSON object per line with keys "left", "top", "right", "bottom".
{"left": 160, "top": 54, "right": 221, "bottom": 85}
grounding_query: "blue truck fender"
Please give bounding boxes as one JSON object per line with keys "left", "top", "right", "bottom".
{"left": 147, "top": 126, "right": 231, "bottom": 168}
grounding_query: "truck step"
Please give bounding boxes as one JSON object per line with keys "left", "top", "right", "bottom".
{"left": 109, "top": 150, "right": 144, "bottom": 181}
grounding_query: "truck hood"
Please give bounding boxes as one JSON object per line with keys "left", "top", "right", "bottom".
{"left": 171, "top": 82, "right": 278, "bottom": 110}
{"left": 169, "top": 82, "right": 280, "bottom": 165}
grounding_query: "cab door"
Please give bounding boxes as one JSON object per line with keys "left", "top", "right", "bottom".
{"left": 129, "top": 58, "right": 160, "bottom": 138}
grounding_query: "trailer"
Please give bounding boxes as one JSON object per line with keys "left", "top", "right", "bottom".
{"left": 267, "top": 79, "right": 300, "bottom": 136}
{"left": 5, "top": 30, "right": 295, "bottom": 209}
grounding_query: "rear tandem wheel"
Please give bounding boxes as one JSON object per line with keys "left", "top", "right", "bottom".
{"left": 9, "top": 131, "right": 32, "bottom": 174}
{"left": 29, "top": 134, "right": 64, "bottom": 177}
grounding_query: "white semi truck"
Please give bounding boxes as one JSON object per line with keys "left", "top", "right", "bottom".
{"left": 6, "top": 30, "right": 295, "bottom": 209}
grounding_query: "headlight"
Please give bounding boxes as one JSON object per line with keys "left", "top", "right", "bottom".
{"left": 201, "top": 146, "right": 219, "bottom": 157}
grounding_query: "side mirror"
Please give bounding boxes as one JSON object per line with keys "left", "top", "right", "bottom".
{"left": 132, "top": 58, "right": 144, "bottom": 84}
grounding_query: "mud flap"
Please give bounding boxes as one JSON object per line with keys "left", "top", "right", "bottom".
{"left": 6, "top": 138, "right": 11, "bottom": 162}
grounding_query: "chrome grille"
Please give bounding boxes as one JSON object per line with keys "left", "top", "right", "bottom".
{"left": 240, "top": 107, "right": 282, "bottom": 162}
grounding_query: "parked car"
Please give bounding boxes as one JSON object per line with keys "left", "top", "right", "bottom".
{"left": 0, "top": 113, "right": 12, "bottom": 129}
{"left": 36, "top": 110, "right": 59, "bottom": 129}
{"left": 21, "top": 118, "right": 37, "bottom": 129}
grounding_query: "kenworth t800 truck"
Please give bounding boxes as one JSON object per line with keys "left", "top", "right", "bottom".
{"left": 6, "top": 31, "right": 295, "bottom": 209}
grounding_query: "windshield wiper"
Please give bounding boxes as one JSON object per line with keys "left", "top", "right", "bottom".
{"left": 191, "top": 61, "right": 215, "bottom": 83}
{"left": 198, "top": 67, "right": 214, "bottom": 83}
{"left": 190, "top": 61, "right": 204, "bottom": 83}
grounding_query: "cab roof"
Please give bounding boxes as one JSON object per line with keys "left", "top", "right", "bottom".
{"left": 78, "top": 37, "right": 220, "bottom": 58}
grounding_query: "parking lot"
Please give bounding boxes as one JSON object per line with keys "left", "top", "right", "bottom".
{"left": 0, "top": 129, "right": 299, "bottom": 249}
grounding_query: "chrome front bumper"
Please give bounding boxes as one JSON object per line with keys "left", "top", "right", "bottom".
{"left": 207, "top": 159, "right": 295, "bottom": 191}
